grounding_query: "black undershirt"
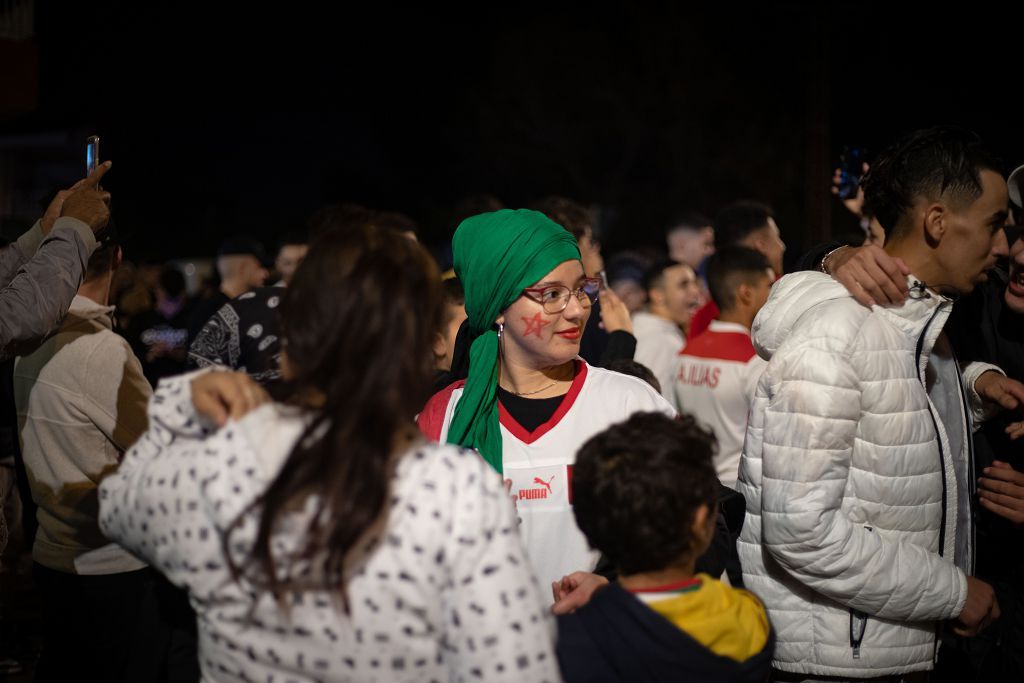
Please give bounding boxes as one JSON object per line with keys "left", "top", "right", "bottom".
{"left": 496, "top": 388, "right": 566, "bottom": 433}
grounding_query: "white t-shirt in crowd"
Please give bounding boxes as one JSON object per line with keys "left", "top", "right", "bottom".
{"left": 631, "top": 310, "right": 686, "bottom": 402}
{"left": 673, "top": 321, "right": 767, "bottom": 488}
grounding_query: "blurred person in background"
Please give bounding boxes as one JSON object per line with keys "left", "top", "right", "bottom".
{"left": 186, "top": 236, "right": 269, "bottom": 345}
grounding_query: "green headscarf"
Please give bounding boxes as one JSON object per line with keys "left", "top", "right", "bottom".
{"left": 448, "top": 209, "right": 581, "bottom": 473}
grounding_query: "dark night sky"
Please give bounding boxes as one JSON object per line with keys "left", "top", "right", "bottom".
{"left": 4, "top": 2, "right": 1022, "bottom": 263}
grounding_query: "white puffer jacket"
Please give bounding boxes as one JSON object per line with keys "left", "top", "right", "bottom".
{"left": 737, "top": 271, "right": 992, "bottom": 678}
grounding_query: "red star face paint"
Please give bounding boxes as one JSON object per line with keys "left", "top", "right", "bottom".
{"left": 521, "top": 312, "right": 552, "bottom": 338}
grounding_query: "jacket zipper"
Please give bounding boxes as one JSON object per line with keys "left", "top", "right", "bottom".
{"left": 951, "top": 348, "right": 977, "bottom": 576}
{"left": 850, "top": 523, "right": 873, "bottom": 658}
{"left": 914, "top": 305, "right": 948, "bottom": 662}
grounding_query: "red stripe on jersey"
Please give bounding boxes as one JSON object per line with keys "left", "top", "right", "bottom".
{"left": 566, "top": 465, "right": 574, "bottom": 504}
{"left": 417, "top": 379, "right": 467, "bottom": 441}
{"left": 680, "top": 330, "right": 756, "bottom": 363}
{"left": 499, "top": 361, "right": 588, "bottom": 444}
{"left": 688, "top": 300, "right": 719, "bottom": 339}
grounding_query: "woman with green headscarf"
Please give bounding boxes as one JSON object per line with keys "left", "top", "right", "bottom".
{"left": 419, "top": 209, "right": 674, "bottom": 595}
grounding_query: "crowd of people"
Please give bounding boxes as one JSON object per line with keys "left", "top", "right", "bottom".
{"left": 1, "top": 125, "right": 1023, "bottom": 682}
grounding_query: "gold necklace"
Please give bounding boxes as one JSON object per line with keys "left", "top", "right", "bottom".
{"left": 506, "top": 381, "right": 559, "bottom": 397}
{"left": 502, "top": 365, "right": 574, "bottom": 397}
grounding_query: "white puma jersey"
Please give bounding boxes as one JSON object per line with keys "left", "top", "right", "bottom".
{"left": 419, "top": 361, "right": 675, "bottom": 590}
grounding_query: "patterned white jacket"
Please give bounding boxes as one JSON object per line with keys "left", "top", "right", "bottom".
{"left": 99, "top": 371, "right": 560, "bottom": 683}
{"left": 737, "top": 271, "right": 997, "bottom": 678}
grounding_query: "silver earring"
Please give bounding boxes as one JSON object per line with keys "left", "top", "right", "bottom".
{"left": 497, "top": 322, "right": 504, "bottom": 341}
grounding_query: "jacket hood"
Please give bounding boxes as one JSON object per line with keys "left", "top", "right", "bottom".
{"left": 751, "top": 272, "right": 851, "bottom": 361}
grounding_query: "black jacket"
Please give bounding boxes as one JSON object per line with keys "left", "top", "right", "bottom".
{"left": 557, "top": 583, "right": 773, "bottom": 683}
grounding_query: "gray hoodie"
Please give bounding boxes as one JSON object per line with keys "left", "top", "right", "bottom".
{"left": 0, "top": 217, "right": 97, "bottom": 360}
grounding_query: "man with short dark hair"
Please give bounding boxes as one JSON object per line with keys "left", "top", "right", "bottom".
{"left": 13, "top": 239, "right": 171, "bottom": 680}
{"left": 689, "top": 200, "right": 787, "bottom": 338}
{"left": 666, "top": 211, "right": 715, "bottom": 271}
{"left": 674, "top": 247, "right": 772, "bottom": 488}
{"left": 186, "top": 236, "right": 269, "bottom": 345}
{"left": 738, "top": 127, "right": 1005, "bottom": 680}
{"left": 632, "top": 259, "right": 701, "bottom": 400}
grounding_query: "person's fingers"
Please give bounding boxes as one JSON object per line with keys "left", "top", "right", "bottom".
{"left": 978, "top": 496, "right": 1024, "bottom": 523}
{"left": 980, "top": 465, "right": 1024, "bottom": 485}
{"left": 1004, "top": 422, "right": 1024, "bottom": 440}
{"left": 835, "top": 264, "right": 876, "bottom": 307}
{"left": 84, "top": 160, "right": 112, "bottom": 187}
{"left": 891, "top": 257, "right": 911, "bottom": 276}
{"left": 877, "top": 255, "right": 910, "bottom": 295}
{"left": 951, "top": 624, "right": 977, "bottom": 638}
{"left": 551, "top": 598, "right": 573, "bottom": 616}
{"left": 193, "top": 387, "right": 228, "bottom": 426}
{"left": 992, "top": 460, "right": 1012, "bottom": 469}
{"left": 213, "top": 376, "right": 246, "bottom": 421}
{"left": 991, "top": 598, "right": 1001, "bottom": 622}
{"left": 231, "top": 377, "right": 265, "bottom": 420}
{"left": 999, "top": 380, "right": 1024, "bottom": 408}
{"left": 978, "top": 488, "right": 1024, "bottom": 513}
{"left": 989, "top": 386, "right": 1019, "bottom": 411}
{"left": 977, "top": 479, "right": 1022, "bottom": 500}
{"left": 858, "top": 257, "right": 905, "bottom": 305}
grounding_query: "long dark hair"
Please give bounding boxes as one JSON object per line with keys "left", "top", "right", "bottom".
{"left": 226, "top": 224, "right": 444, "bottom": 607}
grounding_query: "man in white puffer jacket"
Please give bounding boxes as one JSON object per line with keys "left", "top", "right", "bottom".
{"left": 737, "top": 127, "right": 1006, "bottom": 681}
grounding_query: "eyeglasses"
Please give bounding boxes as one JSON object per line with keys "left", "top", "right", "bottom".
{"left": 522, "top": 278, "right": 602, "bottom": 314}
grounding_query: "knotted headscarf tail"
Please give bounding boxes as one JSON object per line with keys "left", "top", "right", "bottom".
{"left": 446, "top": 209, "right": 581, "bottom": 473}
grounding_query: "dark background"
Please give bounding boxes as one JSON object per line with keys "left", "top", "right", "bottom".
{"left": 1, "top": 1, "right": 1021, "bottom": 266}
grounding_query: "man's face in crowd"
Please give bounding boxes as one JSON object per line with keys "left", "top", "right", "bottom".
{"left": 934, "top": 169, "right": 1009, "bottom": 295}
{"left": 667, "top": 226, "right": 715, "bottom": 270}
{"left": 656, "top": 264, "right": 702, "bottom": 328}
{"left": 241, "top": 255, "right": 269, "bottom": 289}
{"left": 1003, "top": 230, "right": 1024, "bottom": 314}
{"left": 746, "top": 218, "right": 786, "bottom": 277}
{"left": 276, "top": 244, "right": 309, "bottom": 285}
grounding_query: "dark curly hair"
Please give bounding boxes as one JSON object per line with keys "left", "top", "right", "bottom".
{"left": 862, "top": 126, "right": 1001, "bottom": 241}
{"left": 572, "top": 412, "right": 719, "bottom": 576}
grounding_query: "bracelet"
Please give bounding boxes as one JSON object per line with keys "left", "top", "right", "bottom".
{"left": 819, "top": 246, "right": 846, "bottom": 275}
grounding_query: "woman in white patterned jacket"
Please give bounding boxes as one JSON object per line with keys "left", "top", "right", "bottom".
{"left": 98, "top": 224, "right": 561, "bottom": 683}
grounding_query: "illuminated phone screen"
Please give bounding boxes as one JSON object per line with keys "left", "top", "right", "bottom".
{"left": 86, "top": 136, "right": 100, "bottom": 175}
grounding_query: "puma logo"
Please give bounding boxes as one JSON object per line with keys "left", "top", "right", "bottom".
{"left": 533, "top": 476, "right": 555, "bottom": 494}
{"left": 519, "top": 475, "right": 557, "bottom": 501}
